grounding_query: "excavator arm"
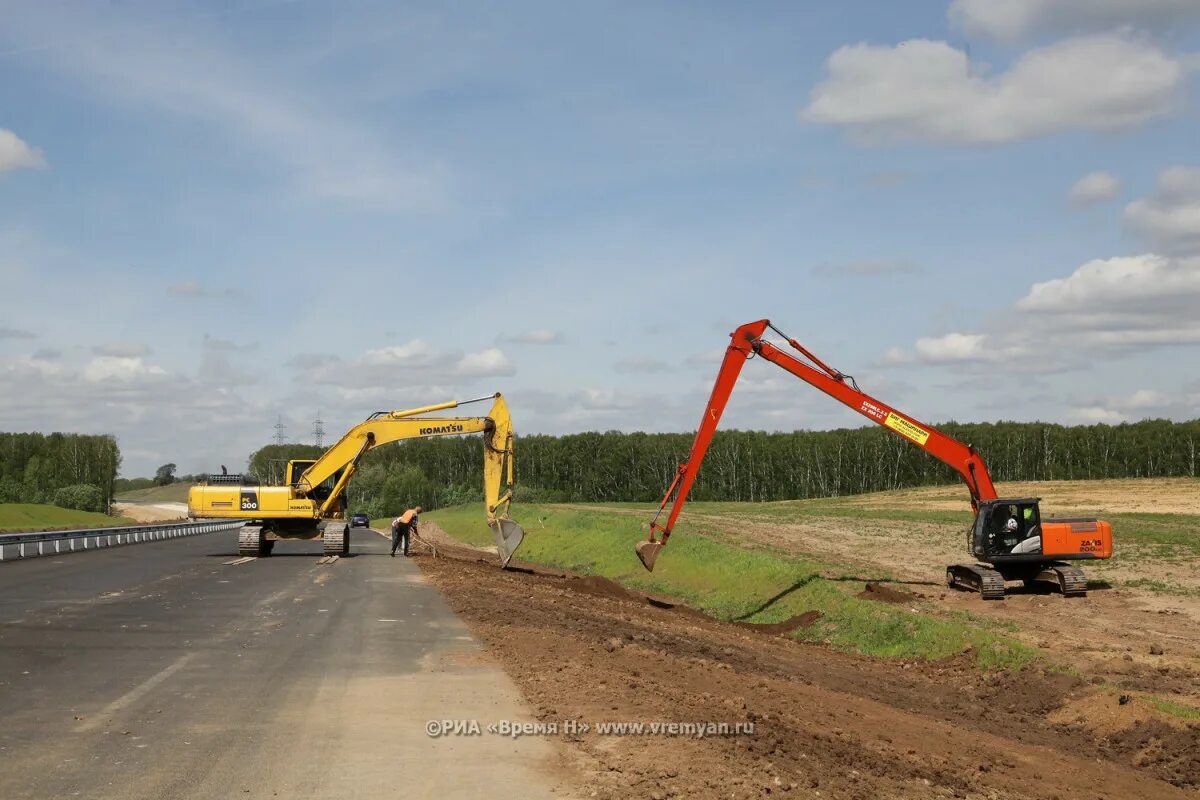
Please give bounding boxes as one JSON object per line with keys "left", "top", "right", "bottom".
{"left": 192, "top": 393, "right": 523, "bottom": 564}
{"left": 637, "top": 319, "right": 998, "bottom": 570}
{"left": 300, "top": 393, "right": 522, "bottom": 565}
{"left": 297, "top": 394, "right": 511, "bottom": 508}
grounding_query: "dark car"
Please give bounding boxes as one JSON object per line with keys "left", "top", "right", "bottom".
{"left": 349, "top": 512, "right": 371, "bottom": 528}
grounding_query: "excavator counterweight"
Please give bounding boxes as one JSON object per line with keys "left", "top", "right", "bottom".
{"left": 640, "top": 319, "right": 1113, "bottom": 599}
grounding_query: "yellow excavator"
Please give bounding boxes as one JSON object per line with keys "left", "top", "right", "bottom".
{"left": 188, "top": 393, "right": 524, "bottom": 565}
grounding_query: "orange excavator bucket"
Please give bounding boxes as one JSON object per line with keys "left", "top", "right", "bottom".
{"left": 635, "top": 538, "right": 663, "bottom": 571}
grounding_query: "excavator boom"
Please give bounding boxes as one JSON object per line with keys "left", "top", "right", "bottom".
{"left": 189, "top": 393, "right": 523, "bottom": 565}
{"left": 638, "top": 319, "right": 1111, "bottom": 599}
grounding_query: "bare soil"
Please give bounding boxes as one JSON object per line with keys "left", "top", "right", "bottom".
{"left": 111, "top": 502, "right": 188, "bottom": 523}
{"left": 416, "top": 529, "right": 1199, "bottom": 799}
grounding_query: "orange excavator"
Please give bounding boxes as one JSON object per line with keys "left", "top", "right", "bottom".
{"left": 635, "top": 319, "right": 1113, "bottom": 599}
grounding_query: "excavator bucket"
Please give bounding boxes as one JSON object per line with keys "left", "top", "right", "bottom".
{"left": 635, "top": 539, "right": 663, "bottom": 572}
{"left": 489, "top": 517, "right": 525, "bottom": 568}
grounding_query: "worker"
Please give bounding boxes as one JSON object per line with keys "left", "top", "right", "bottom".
{"left": 390, "top": 506, "right": 422, "bottom": 557}
{"left": 1005, "top": 516, "right": 1019, "bottom": 534}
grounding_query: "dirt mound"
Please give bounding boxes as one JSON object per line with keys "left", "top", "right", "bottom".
{"left": 857, "top": 581, "right": 917, "bottom": 604}
{"left": 568, "top": 574, "right": 639, "bottom": 601}
{"left": 417, "top": 552, "right": 1194, "bottom": 799}
{"left": 735, "top": 610, "right": 822, "bottom": 635}
{"left": 1102, "top": 719, "right": 1200, "bottom": 789}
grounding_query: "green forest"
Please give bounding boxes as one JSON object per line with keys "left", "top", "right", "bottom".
{"left": 246, "top": 418, "right": 1199, "bottom": 519}
{"left": 0, "top": 433, "right": 122, "bottom": 512}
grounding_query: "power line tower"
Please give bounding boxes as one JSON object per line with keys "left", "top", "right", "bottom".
{"left": 312, "top": 410, "right": 326, "bottom": 448}
{"left": 272, "top": 415, "right": 288, "bottom": 446}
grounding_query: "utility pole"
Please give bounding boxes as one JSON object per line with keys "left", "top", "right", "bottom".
{"left": 312, "top": 410, "right": 326, "bottom": 448}
{"left": 273, "top": 415, "right": 288, "bottom": 446}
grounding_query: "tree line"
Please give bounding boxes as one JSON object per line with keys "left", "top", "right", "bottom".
{"left": 239, "top": 418, "right": 1198, "bottom": 516}
{"left": 0, "top": 432, "right": 122, "bottom": 512}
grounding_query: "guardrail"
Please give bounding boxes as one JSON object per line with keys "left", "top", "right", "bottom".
{"left": 0, "top": 519, "right": 244, "bottom": 562}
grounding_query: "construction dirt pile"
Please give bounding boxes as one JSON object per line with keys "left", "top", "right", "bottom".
{"left": 416, "top": 550, "right": 1199, "bottom": 799}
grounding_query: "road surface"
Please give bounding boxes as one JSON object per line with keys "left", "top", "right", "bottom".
{"left": 0, "top": 526, "right": 564, "bottom": 799}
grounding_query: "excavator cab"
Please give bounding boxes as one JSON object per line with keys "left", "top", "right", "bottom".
{"left": 971, "top": 499, "right": 1043, "bottom": 560}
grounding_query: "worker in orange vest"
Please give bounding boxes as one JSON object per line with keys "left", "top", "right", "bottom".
{"left": 390, "top": 507, "right": 422, "bottom": 557}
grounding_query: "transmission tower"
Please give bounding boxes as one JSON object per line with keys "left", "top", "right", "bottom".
{"left": 312, "top": 410, "right": 326, "bottom": 448}
{"left": 272, "top": 415, "right": 288, "bottom": 445}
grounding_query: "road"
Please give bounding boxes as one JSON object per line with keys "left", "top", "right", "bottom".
{"left": 0, "top": 526, "right": 565, "bottom": 799}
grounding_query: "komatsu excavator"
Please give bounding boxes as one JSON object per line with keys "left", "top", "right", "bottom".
{"left": 189, "top": 393, "right": 525, "bottom": 566}
{"left": 636, "top": 320, "right": 1113, "bottom": 599}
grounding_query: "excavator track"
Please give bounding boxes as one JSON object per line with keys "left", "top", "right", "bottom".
{"left": 946, "top": 563, "right": 1007, "bottom": 600}
{"left": 238, "top": 525, "right": 268, "bottom": 557}
{"left": 1036, "top": 562, "right": 1088, "bottom": 596}
{"left": 322, "top": 523, "right": 350, "bottom": 557}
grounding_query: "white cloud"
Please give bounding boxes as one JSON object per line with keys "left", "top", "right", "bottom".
{"left": 2, "top": 354, "right": 63, "bottom": 379}
{"left": 1120, "top": 389, "right": 1171, "bottom": 410}
{"left": 1123, "top": 166, "right": 1200, "bottom": 254}
{"left": 886, "top": 253, "right": 1200, "bottom": 368}
{"left": 1017, "top": 254, "right": 1200, "bottom": 345}
{"left": 361, "top": 340, "right": 438, "bottom": 368}
{"left": 92, "top": 343, "right": 151, "bottom": 358}
{"left": 0, "top": 129, "right": 45, "bottom": 173}
{"left": 883, "top": 332, "right": 1029, "bottom": 366}
{"left": 803, "top": 35, "right": 1183, "bottom": 145}
{"left": 1069, "top": 171, "right": 1121, "bottom": 205}
{"left": 456, "top": 348, "right": 515, "bottom": 377}
{"left": 1070, "top": 387, "right": 1192, "bottom": 425}
{"left": 82, "top": 356, "right": 168, "bottom": 383}
{"left": 950, "top": 0, "right": 1200, "bottom": 43}
{"left": 1, "top": 6, "right": 445, "bottom": 210}
{"left": 888, "top": 164, "right": 1200, "bottom": 370}
{"left": 0, "top": 349, "right": 270, "bottom": 476}
{"left": 1072, "top": 406, "right": 1127, "bottom": 424}
{"left": 501, "top": 329, "right": 563, "bottom": 345}
{"left": 198, "top": 335, "right": 256, "bottom": 388}
{"left": 290, "top": 340, "right": 516, "bottom": 392}
{"left": 913, "top": 332, "right": 991, "bottom": 363}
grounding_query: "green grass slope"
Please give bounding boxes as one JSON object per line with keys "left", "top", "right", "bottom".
{"left": 425, "top": 502, "right": 1034, "bottom": 670}
{"left": 114, "top": 483, "right": 193, "bottom": 503}
{"left": 0, "top": 504, "right": 136, "bottom": 532}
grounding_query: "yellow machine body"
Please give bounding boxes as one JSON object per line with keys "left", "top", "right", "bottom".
{"left": 188, "top": 394, "right": 522, "bottom": 562}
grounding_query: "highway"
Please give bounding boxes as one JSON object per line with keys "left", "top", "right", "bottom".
{"left": 0, "top": 526, "right": 562, "bottom": 799}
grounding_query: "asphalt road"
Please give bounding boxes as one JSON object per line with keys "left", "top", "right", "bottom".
{"left": 0, "top": 527, "right": 562, "bottom": 799}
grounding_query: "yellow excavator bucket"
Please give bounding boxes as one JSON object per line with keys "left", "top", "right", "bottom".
{"left": 489, "top": 517, "right": 525, "bottom": 568}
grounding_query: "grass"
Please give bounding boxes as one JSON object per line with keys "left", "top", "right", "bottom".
{"left": 0, "top": 503, "right": 136, "bottom": 532}
{"left": 1121, "top": 577, "right": 1200, "bottom": 597}
{"left": 114, "top": 483, "right": 193, "bottom": 503}
{"left": 688, "top": 499, "right": 973, "bottom": 526}
{"left": 425, "top": 502, "right": 1036, "bottom": 671}
{"left": 1102, "top": 512, "right": 1200, "bottom": 558}
{"left": 1149, "top": 696, "right": 1200, "bottom": 721}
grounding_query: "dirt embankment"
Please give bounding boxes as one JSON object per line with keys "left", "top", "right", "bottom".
{"left": 416, "top": 546, "right": 1198, "bottom": 799}
{"left": 111, "top": 502, "right": 188, "bottom": 523}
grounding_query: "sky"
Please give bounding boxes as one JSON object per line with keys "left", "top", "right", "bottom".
{"left": 1, "top": 0, "right": 1199, "bottom": 477}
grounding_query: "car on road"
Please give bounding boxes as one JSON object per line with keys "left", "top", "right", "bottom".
{"left": 349, "top": 512, "right": 371, "bottom": 528}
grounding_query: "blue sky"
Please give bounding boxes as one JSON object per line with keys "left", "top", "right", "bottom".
{"left": 1, "top": 0, "right": 1199, "bottom": 476}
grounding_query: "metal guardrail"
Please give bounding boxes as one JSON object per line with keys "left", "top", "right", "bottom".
{"left": 0, "top": 519, "right": 244, "bottom": 562}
